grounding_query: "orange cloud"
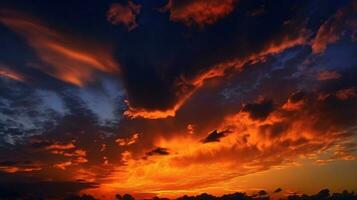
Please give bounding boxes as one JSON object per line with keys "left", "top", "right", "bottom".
{"left": 312, "top": 20, "right": 340, "bottom": 54}
{"left": 0, "top": 10, "right": 119, "bottom": 86}
{"left": 94, "top": 92, "right": 355, "bottom": 197}
{"left": 0, "top": 166, "right": 42, "bottom": 173}
{"left": 0, "top": 161, "right": 42, "bottom": 173}
{"left": 282, "top": 91, "right": 305, "bottom": 111}
{"left": 54, "top": 161, "right": 72, "bottom": 170}
{"left": 52, "top": 148, "right": 88, "bottom": 170}
{"left": 107, "top": 1, "right": 141, "bottom": 31}
{"left": 336, "top": 87, "right": 357, "bottom": 100}
{"left": 312, "top": 3, "right": 357, "bottom": 54}
{"left": 116, "top": 133, "right": 139, "bottom": 146}
{"left": 318, "top": 87, "right": 357, "bottom": 101}
{"left": 187, "top": 124, "right": 195, "bottom": 135}
{"left": 46, "top": 142, "right": 76, "bottom": 150}
{"left": 44, "top": 141, "right": 88, "bottom": 169}
{"left": 0, "top": 64, "right": 25, "bottom": 81}
{"left": 316, "top": 70, "right": 341, "bottom": 81}
{"left": 163, "top": 0, "right": 238, "bottom": 27}
{"left": 124, "top": 101, "right": 180, "bottom": 119}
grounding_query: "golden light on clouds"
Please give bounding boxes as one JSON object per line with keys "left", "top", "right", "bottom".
{"left": 83, "top": 93, "right": 356, "bottom": 198}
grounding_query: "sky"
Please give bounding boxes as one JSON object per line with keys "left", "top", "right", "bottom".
{"left": 0, "top": 0, "right": 357, "bottom": 199}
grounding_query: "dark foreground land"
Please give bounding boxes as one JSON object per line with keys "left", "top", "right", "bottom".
{"left": 1, "top": 188, "right": 357, "bottom": 200}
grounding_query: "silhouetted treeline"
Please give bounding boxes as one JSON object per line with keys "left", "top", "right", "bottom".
{"left": 174, "top": 189, "right": 357, "bottom": 200}
{"left": 77, "top": 189, "right": 357, "bottom": 200}
{"left": 1, "top": 188, "right": 357, "bottom": 200}
{"left": 286, "top": 189, "right": 357, "bottom": 200}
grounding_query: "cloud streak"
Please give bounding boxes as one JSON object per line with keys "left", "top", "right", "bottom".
{"left": 0, "top": 10, "right": 119, "bottom": 86}
{"left": 0, "top": 64, "right": 25, "bottom": 82}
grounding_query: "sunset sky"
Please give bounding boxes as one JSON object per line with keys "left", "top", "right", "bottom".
{"left": 0, "top": 0, "right": 357, "bottom": 199}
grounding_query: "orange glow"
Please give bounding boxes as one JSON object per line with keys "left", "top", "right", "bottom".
{"left": 86, "top": 94, "right": 355, "bottom": 198}
{"left": 0, "top": 10, "right": 119, "bottom": 86}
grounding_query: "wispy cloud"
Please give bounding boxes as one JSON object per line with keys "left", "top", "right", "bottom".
{"left": 0, "top": 10, "right": 119, "bottom": 86}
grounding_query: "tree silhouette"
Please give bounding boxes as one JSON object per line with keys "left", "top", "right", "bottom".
{"left": 65, "top": 194, "right": 98, "bottom": 200}
{"left": 115, "top": 193, "right": 135, "bottom": 200}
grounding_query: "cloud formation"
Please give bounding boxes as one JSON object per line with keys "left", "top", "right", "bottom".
{"left": 98, "top": 82, "right": 357, "bottom": 196}
{"left": 122, "top": 14, "right": 309, "bottom": 119}
{"left": 163, "top": 0, "right": 238, "bottom": 27}
{"left": 0, "top": 0, "right": 356, "bottom": 198}
{"left": 146, "top": 147, "right": 170, "bottom": 157}
{"left": 116, "top": 133, "right": 139, "bottom": 146}
{"left": 0, "top": 64, "right": 25, "bottom": 82}
{"left": 241, "top": 99, "right": 274, "bottom": 121}
{"left": 201, "top": 130, "right": 228, "bottom": 143}
{"left": 0, "top": 161, "right": 41, "bottom": 173}
{"left": 107, "top": 1, "right": 141, "bottom": 31}
{"left": 0, "top": 10, "right": 119, "bottom": 86}
{"left": 312, "top": 1, "right": 357, "bottom": 54}
{"left": 317, "top": 71, "right": 341, "bottom": 81}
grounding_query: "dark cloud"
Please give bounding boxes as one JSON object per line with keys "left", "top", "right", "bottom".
{"left": 274, "top": 188, "right": 283, "bottom": 193}
{"left": 259, "top": 122, "right": 289, "bottom": 139}
{"left": 146, "top": 147, "right": 170, "bottom": 156}
{"left": 289, "top": 91, "right": 306, "bottom": 103}
{"left": 0, "top": 160, "right": 33, "bottom": 166}
{"left": 202, "top": 130, "right": 228, "bottom": 143}
{"left": 241, "top": 99, "right": 274, "bottom": 120}
{"left": 30, "top": 140, "right": 54, "bottom": 149}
